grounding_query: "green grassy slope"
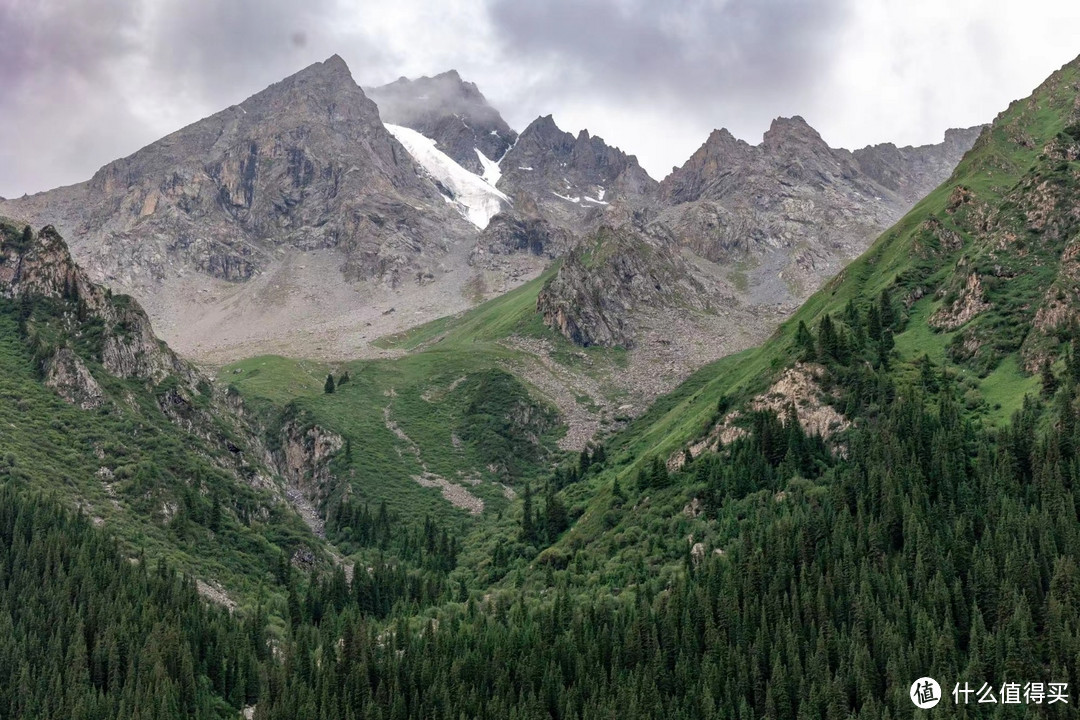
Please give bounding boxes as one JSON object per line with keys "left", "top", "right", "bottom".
{"left": 0, "top": 223, "right": 317, "bottom": 607}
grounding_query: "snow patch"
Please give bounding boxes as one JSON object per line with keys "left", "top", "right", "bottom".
{"left": 518, "top": 166, "right": 533, "bottom": 171}
{"left": 474, "top": 148, "right": 502, "bottom": 186}
{"left": 385, "top": 124, "right": 508, "bottom": 229}
{"left": 552, "top": 191, "right": 581, "bottom": 204}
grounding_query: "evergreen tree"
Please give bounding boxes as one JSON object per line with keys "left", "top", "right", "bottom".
{"left": 795, "top": 321, "right": 816, "bottom": 361}
{"left": 324, "top": 374, "right": 335, "bottom": 394}
{"left": 1041, "top": 358, "right": 1058, "bottom": 397}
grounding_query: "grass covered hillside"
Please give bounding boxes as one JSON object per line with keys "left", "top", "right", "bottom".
{"left": 0, "top": 220, "right": 322, "bottom": 607}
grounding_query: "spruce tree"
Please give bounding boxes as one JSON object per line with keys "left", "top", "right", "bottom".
{"left": 324, "top": 374, "right": 335, "bottom": 394}
{"left": 1042, "top": 358, "right": 1058, "bottom": 397}
{"left": 795, "top": 321, "right": 816, "bottom": 361}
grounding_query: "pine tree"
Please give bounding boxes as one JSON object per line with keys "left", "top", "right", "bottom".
{"left": 520, "top": 482, "right": 536, "bottom": 544}
{"left": 817, "top": 315, "right": 839, "bottom": 362}
{"left": 324, "top": 374, "right": 336, "bottom": 394}
{"left": 1042, "top": 358, "right": 1058, "bottom": 397}
{"left": 795, "top": 321, "right": 816, "bottom": 361}
{"left": 878, "top": 288, "right": 896, "bottom": 329}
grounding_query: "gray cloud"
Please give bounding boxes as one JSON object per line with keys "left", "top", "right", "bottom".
{"left": 488, "top": 0, "right": 849, "bottom": 103}
{"left": 0, "top": 0, "right": 147, "bottom": 197}
{"left": 146, "top": 0, "right": 341, "bottom": 109}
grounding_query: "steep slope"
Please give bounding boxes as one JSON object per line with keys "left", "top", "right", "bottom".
{"left": 367, "top": 70, "right": 517, "bottom": 176}
{"left": 0, "top": 56, "right": 511, "bottom": 363}
{"left": 0, "top": 219, "right": 325, "bottom": 599}
{"left": 585, "top": 52, "right": 1080, "bottom": 506}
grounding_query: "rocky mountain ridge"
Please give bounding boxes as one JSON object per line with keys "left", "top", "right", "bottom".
{"left": 538, "top": 116, "right": 983, "bottom": 349}
{"left": 495, "top": 115, "right": 658, "bottom": 234}
{"left": 1, "top": 56, "right": 982, "bottom": 376}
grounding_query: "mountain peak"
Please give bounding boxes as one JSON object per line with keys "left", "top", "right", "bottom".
{"left": 298, "top": 54, "right": 355, "bottom": 83}
{"left": 762, "top": 115, "right": 826, "bottom": 149}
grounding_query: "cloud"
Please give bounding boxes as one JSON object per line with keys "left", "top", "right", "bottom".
{"left": 0, "top": 0, "right": 147, "bottom": 197}
{"left": 2, "top": 0, "right": 1080, "bottom": 196}
{"left": 481, "top": 0, "right": 852, "bottom": 177}
{"left": 488, "top": 0, "right": 849, "bottom": 103}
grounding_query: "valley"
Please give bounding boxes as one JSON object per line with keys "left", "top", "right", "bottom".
{"left": 2, "top": 24, "right": 1079, "bottom": 720}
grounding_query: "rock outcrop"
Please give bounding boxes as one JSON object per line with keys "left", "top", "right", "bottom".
{"left": 0, "top": 223, "right": 193, "bottom": 386}
{"left": 536, "top": 225, "right": 727, "bottom": 348}
{"left": 43, "top": 348, "right": 105, "bottom": 410}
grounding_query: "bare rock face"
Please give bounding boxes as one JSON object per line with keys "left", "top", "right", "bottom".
{"left": 472, "top": 212, "right": 573, "bottom": 262}
{"left": 536, "top": 225, "right": 727, "bottom": 348}
{"left": 653, "top": 117, "right": 984, "bottom": 307}
{"left": 539, "top": 117, "right": 981, "bottom": 351}
{"left": 366, "top": 70, "right": 517, "bottom": 175}
{"left": 44, "top": 348, "right": 105, "bottom": 410}
{"left": 853, "top": 126, "right": 985, "bottom": 205}
{"left": 496, "top": 116, "right": 658, "bottom": 233}
{"left": 4, "top": 55, "right": 478, "bottom": 288}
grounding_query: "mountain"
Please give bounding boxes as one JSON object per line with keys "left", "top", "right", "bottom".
{"left": 367, "top": 70, "right": 517, "bottom": 176}
{"left": 536, "top": 117, "right": 982, "bottom": 353}
{"left": 109, "top": 52, "right": 1080, "bottom": 720}
{"left": 656, "top": 115, "right": 983, "bottom": 300}
{"left": 0, "top": 56, "right": 505, "bottom": 363}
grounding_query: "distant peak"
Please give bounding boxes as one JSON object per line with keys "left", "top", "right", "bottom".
{"left": 577, "top": 129, "right": 591, "bottom": 141}
{"left": 434, "top": 69, "right": 462, "bottom": 82}
{"left": 705, "top": 128, "right": 741, "bottom": 146}
{"left": 295, "top": 54, "right": 354, "bottom": 84}
{"left": 524, "top": 114, "right": 562, "bottom": 135}
{"left": 762, "top": 115, "right": 826, "bottom": 149}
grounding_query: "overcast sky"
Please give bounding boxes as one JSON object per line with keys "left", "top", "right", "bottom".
{"left": 2, "top": 0, "right": 1080, "bottom": 197}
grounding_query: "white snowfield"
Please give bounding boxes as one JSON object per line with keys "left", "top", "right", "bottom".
{"left": 384, "top": 123, "right": 508, "bottom": 229}
{"left": 474, "top": 148, "right": 502, "bottom": 186}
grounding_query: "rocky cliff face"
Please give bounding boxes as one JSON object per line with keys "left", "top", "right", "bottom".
{"left": 496, "top": 116, "right": 658, "bottom": 233}
{"left": 3, "top": 56, "right": 476, "bottom": 288}
{"left": 853, "top": 126, "right": 985, "bottom": 205}
{"left": 367, "top": 70, "right": 517, "bottom": 176}
{"left": 536, "top": 226, "right": 725, "bottom": 348}
{"left": 0, "top": 223, "right": 193, "bottom": 385}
